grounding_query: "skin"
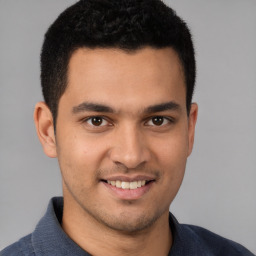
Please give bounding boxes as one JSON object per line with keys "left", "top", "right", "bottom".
{"left": 34, "top": 47, "right": 198, "bottom": 256}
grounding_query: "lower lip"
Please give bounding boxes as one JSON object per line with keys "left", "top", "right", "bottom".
{"left": 102, "top": 181, "right": 154, "bottom": 200}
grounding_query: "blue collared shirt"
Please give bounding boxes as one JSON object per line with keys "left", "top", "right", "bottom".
{"left": 1, "top": 197, "right": 255, "bottom": 256}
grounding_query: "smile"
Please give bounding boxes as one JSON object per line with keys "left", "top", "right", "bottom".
{"left": 102, "top": 177, "right": 155, "bottom": 200}
{"left": 107, "top": 180, "right": 147, "bottom": 190}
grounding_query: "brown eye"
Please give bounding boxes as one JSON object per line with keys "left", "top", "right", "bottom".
{"left": 84, "top": 116, "right": 111, "bottom": 130}
{"left": 91, "top": 117, "right": 103, "bottom": 126}
{"left": 152, "top": 116, "right": 164, "bottom": 126}
{"left": 145, "top": 116, "right": 171, "bottom": 127}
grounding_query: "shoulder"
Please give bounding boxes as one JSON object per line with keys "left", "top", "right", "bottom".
{"left": 169, "top": 213, "right": 255, "bottom": 255}
{"left": 1, "top": 234, "right": 35, "bottom": 256}
{"left": 182, "top": 224, "right": 255, "bottom": 255}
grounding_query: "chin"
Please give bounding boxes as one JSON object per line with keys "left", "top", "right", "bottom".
{"left": 97, "top": 210, "right": 164, "bottom": 234}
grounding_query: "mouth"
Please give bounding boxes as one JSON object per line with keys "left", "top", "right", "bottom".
{"left": 100, "top": 177, "right": 156, "bottom": 200}
{"left": 102, "top": 180, "right": 153, "bottom": 190}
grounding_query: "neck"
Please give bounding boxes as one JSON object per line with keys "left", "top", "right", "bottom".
{"left": 62, "top": 198, "right": 172, "bottom": 256}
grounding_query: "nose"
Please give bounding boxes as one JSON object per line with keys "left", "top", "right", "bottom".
{"left": 109, "top": 125, "right": 150, "bottom": 170}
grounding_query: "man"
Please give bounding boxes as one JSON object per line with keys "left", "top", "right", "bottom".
{"left": 1, "top": 0, "right": 254, "bottom": 255}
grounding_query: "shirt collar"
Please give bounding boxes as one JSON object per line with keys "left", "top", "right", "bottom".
{"left": 168, "top": 213, "right": 199, "bottom": 255}
{"left": 32, "top": 197, "right": 89, "bottom": 256}
{"left": 31, "top": 197, "right": 199, "bottom": 256}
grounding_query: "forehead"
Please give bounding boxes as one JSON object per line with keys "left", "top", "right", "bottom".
{"left": 63, "top": 47, "right": 186, "bottom": 112}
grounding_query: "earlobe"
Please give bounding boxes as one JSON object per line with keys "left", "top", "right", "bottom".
{"left": 34, "top": 102, "right": 57, "bottom": 158}
{"left": 187, "top": 103, "right": 198, "bottom": 156}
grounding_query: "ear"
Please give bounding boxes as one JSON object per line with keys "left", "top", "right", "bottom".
{"left": 34, "top": 102, "right": 57, "bottom": 158}
{"left": 187, "top": 103, "right": 198, "bottom": 156}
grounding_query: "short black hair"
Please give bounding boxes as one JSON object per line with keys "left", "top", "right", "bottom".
{"left": 41, "top": 0, "right": 196, "bottom": 125}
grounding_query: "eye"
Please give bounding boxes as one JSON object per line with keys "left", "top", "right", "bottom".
{"left": 86, "top": 116, "right": 109, "bottom": 127}
{"left": 146, "top": 116, "right": 171, "bottom": 126}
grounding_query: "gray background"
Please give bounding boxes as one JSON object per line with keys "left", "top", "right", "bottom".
{"left": 0, "top": 0, "right": 255, "bottom": 253}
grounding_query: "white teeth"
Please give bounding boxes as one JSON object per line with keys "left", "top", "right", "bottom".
{"left": 130, "top": 181, "right": 137, "bottom": 190}
{"left": 107, "top": 180, "right": 148, "bottom": 189}
{"left": 116, "top": 180, "right": 122, "bottom": 188}
{"left": 121, "top": 181, "right": 130, "bottom": 189}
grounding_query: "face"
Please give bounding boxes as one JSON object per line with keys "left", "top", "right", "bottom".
{"left": 37, "top": 47, "right": 197, "bottom": 233}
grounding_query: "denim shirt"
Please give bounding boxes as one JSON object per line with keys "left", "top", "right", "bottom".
{"left": 1, "top": 197, "right": 255, "bottom": 256}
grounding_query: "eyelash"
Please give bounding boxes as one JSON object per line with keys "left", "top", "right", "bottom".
{"left": 82, "top": 116, "right": 175, "bottom": 128}
{"left": 82, "top": 116, "right": 112, "bottom": 127}
{"left": 145, "top": 116, "right": 174, "bottom": 126}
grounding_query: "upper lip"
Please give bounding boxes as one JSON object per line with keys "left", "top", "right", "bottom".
{"left": 101, "top": 174, "right": 157, "bottom": 182}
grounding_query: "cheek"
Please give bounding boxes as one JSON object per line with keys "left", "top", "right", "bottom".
{"left": 152, "top": 131, "right": 188, "bottom": 189}
{"left": 56, "top": 132, "right": 109, "bottom": 183}
{"left": 159, "top": 145, "right": 187, "bottom": 204}
{"left": 154, "top": 130, "right": 189, "bottom": 167}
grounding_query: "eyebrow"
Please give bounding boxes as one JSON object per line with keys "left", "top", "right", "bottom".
{"left": 72, "top": 102, "right": 114, "bottom": 114}
{"left": 72, "top": 101, "right": 181, "bottom": 114}
{"left": 145, "top": 101, "right": 181, "bottom": 114}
